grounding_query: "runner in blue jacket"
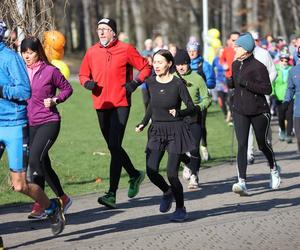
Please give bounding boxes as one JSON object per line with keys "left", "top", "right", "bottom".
{"left": 0, "top": 20, "right": 65, "bottom": 236}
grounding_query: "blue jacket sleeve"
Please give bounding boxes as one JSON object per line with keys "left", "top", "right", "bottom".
{"left": 284, "top": 69, "right": 296, "bottom": 102}
{"left": 203, "top": 61, "right": 216, "bottom": 89}
{"left": 2, "top": 53, "right": 31, "bottom": 101}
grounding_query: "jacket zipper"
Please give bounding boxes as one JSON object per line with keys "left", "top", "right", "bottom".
{"left": 239, "top": 61, "right": 243, "bottom": 97}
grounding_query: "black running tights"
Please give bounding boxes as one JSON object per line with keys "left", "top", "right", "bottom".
{"left": 146, "top": 149, "right": 184, "bottom": 208}
{"left": 29, "top": 121, "right": 64, "bottom": 197}
{"left": 96, "top": 107, "right": 139, "bottom": 194}
{"left": 233, "top": 112, "right": 276, "bottom": 179}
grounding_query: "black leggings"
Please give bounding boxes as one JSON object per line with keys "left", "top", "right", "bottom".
{"left": 277, "top": 100, "right": 294, "bottom": 136}
{"left": 181, "top": 121, "right": 202, "bottom": 175}
{"left": 233, "top": 112, "right": 276, "bottom": 180}
{"left": 29, "top": 121, "right": 64, "bottom": 197}
{"left": 201, "top": 108, "right": 208, "bottom": 147}
{"left": 96, "top": 107, "right": 139, "bottom": 194}
{"left": 217, "top": 91, "right": 228, "bottom": 117}
{"left": 146, "top": 149, "right": 184, "bottom": 208}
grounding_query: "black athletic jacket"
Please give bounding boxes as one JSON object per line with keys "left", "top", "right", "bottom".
{"left": 229, "top": 54, "right": 272, "bottom": 116}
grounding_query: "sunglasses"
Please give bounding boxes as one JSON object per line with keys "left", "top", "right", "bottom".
{"left": 280, "top": 59, "right": 288, "bottom": 63}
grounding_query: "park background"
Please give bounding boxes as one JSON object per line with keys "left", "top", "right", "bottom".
{"left": 0, "top": 0, "right": 299, "bottom": 205}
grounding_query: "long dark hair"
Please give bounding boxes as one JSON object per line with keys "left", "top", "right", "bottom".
{"left": 20, "top": 37, "right": 51, "bottom": 65}
{"left": 153, "top": 49, "right": 188, "bottom": 86}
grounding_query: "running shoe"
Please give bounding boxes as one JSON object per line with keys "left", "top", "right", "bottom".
{"left": 232, "top": 182, "right": 249, "bottom": 196}
{"left": 28, "top": 202, "right": 47, "bottom": 220}
{"left": 279, "top": 130, "right": 286, "bottom": 141}
{"left": 200, "top": 146, "right": 210, "bottom": 161}
{"left": 60, "top": 194, "right": 73, "bottom": 214}
{"left": 248, "top": 155, "right": 255, "bottom": 165}
{"left": 285, "top": 136, "right": 292, "bottom": 144}
{"left": 188, "top": 174, "right": 199, "bottom": 189}
{"left": 270, "top": 165, "right": 281, "bottom": 189}
{"left": 45, "top": 198, "right": 66, "bottom": 236}
{"left": 128, "top": 170, "right": 145, "bottom": 198}
{"left": 182, "top": 164, "right": 192, "bottom": 181}
{"left": 170, "top": 207, "right": 188, "bottom": 222}
{"left": 98, "top": 192, "right": 116, "bottom": 209}
{"left": 159, "top": 189, "right": 173, "bottom": 213}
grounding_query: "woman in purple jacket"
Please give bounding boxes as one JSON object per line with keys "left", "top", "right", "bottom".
{"left": 21, "top": 37, "right": 73, "bottom": 219}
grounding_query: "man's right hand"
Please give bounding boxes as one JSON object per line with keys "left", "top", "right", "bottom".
{"left": 84, "top": 81, "right": 97, "bottom": 91}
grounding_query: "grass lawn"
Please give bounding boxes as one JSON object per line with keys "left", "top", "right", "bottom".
{"left": 0, "top": 82, "right": 236, "bottom": 206}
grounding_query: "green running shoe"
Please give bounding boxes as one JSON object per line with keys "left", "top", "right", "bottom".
{"left": 98, "top": 192, "right": 116, "bottom": 209}
{"left": 128, "top": 171, "right": 145, "bottom": 198}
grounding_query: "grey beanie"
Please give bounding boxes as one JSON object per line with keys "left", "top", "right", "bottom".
{"left": 235, "top": 32, "right": 255, "bottom": 52}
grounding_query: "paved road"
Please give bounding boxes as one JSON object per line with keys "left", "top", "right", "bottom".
{"left": 1, "top": 122, "right": 300, "bottom": 250}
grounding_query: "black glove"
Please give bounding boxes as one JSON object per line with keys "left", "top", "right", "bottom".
{"left": 125, "top": 79, "right": 141, "bottom": 94}
{"left": 84, "top": 81, "right": 97, "bottom": 91}
{"left": 0, "top": 86, "right": 3, "bottom": 98}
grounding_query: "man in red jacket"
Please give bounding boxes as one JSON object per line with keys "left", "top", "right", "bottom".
{"left": 79, "top": 18, "right": 152, "bottom": 208}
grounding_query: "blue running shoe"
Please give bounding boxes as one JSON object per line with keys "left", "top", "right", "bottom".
{"left": 170, "top": 207, "right": 188, "bottom": 222}
{"left": 159, "top": 189, "right": 173, "bottom": 213}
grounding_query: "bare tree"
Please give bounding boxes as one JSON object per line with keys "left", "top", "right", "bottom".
{"left": 129, "top": 0, "right": 146, "bottom": 50}
{"left": 231, "top": 0, "right": 242, "bottom": 31}
{"left": 291, "top": 0, "right": 299, "bottom": 31}
{"left": 82, "top": 0, "right": 92, "bottom": 48}
{"left": 273, "top": 0, "right": 287, "bottom": 39}
{"left": 122, "top": 0, "right": 130, "bottom": 37}
{"left": 247, "top": 0, "right": 258, "bottom": 31}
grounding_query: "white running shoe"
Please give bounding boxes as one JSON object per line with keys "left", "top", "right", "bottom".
{"left": 232, "top": 182, "right": 249, "bottom": 196}
{"left": 188, "top": 174, "right": 199, "bottom": 189}
{"left": 200, "top": 146, "right": 210, "bottom": 161}
{"left": 182, "top": 165, "right": 192, "bottom": 181}
{"left": 270, "top": 165, "right": 281, "bottom": 189}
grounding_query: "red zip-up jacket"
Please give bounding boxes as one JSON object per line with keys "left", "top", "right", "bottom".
{"left": 220, "top": 46, "right": 235, "bottom": 78}
{"left": 79, "top": 39, "right": 151, "bottom": 109}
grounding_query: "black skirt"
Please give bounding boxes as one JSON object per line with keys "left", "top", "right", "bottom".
{"left": 147, "top": 120, "right": 196, "bottom": 154}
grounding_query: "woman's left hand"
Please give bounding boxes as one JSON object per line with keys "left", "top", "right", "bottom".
{"left": 169, "top": 109, "right": 176, "bottom": 117}
{"left": 44, "top": 98, "right": 58, "bottom": 108}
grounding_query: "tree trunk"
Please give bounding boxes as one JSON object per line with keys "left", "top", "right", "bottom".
{"left": 90, "top": 0, "right": 98, "bottom": 43}
{"left": 273, "top": 0, "right": 287, "bottom": 40}
{"left": 129, "top": 0, "right": 146, "bottom": 49}
{"left": 115, "top": 0, "right": 122, "bottom": 31}
{"left": 247, "top": 0, "right": 258, "bottom": 31}
{"left": 291, "top": 0, "right": 299, "bottom": 31}
{"left": 231, "top": 0, "right": 241, "bottom": 31}
{"left": 221, "top": 0, "right": 230, "bottom": 44}
{"left": 189, "top": 0, "right": 202, "bottom": 43}
{"left": 64, "top": 2, "right": 74, "bottom": 52}
{"left": 122, "top": 0, "right": 130, "bottom": 38}
{"left": 82, "top": 0, "right": 92, "bottom": 48}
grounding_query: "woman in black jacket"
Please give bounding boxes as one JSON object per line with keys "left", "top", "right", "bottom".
{"left": 229, "top": 32, "right": 281, "bottom": 196}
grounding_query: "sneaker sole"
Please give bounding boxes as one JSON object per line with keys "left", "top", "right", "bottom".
{"left": 270, "top": 177, "right": 281, "bottom": 189}
{"left": 170, "top": 215, "right": 188, "bottom": 222}
{"left": 97, "top": 198, "right": 116, "bottom": 209}
{"left": 188, "top": 185, "right": 199, "bottom": 190}
{"left": 232, "top": 185, "right": 249, "bottom": 196}
{"left": 28, "top": 213, "right": 48, "bottom": 220}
